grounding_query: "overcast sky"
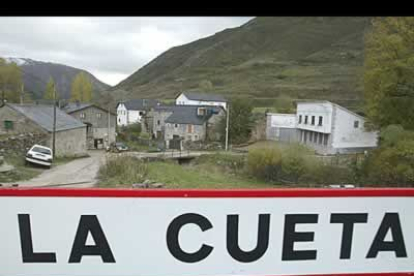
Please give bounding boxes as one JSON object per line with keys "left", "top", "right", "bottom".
{"left": 0, "top": 17, "right": 252, "bottom": 86}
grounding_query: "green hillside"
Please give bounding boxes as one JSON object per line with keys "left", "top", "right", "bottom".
{"left": 111, "top": 17, "right": 372, "bottom": 110}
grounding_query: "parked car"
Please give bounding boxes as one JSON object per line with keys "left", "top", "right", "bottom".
{"left": 107, "top": 142, "right": 129, "bottom": 152}
{"left": 25, "top": 144, "right": 53, "bottom": 168}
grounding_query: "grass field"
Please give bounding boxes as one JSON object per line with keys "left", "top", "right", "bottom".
{"left": 97, "top": 154, "right": 277, "bottom": 189}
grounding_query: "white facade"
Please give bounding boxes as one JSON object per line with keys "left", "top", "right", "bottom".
{"left": 296, "top": 101, "right": 378, "bottom": 155}
{"left": 268, "top": 113, "right": 297, "bottom": 129}
{"left": 116, "top": 103, "right": 144, "bottom": 126}
{"left": 176, "top": 94, "right": 227, "bottom": 110}
{"left": 266, "top": 113, "right": 298, "bottom": 142}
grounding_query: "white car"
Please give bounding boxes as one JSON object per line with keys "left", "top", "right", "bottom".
{"left": 25, "top": 144, "right": 53, "bottom": 167}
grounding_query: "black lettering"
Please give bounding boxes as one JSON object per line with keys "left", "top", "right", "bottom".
{"left": 18, "top": 214, "right": 57, "bottom": 263}
{"left": 68, "top": 215, "right": 115, "bottom": 263}
{"left": 331, "top": 213, "right": 368, "bottom": 259}
{"left": 166, "top": 213, "right": 213, "bottom": 263}
{"left": 282, "top": 214, "right": 318, "bottom": 261}
{"left": 227, "top": 214, "right": 270, "bottom": 262}
{"left": 366, "top": 213, "right": 407, "bottom": 258}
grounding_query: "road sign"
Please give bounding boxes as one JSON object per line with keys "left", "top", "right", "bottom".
{"left": 0, "top": 188, "right": 413, "bottom": 276}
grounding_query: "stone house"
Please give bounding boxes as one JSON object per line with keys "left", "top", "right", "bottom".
{"left": 147, "top": 105, "right": 224, "bottom": 149}
{"left": 0, "top": 103, "right": 87, "bottom": 156}
{"left": 116, "top": 99, "right": 161, "bottom": 126}
{"left": 175, "top": 92, "right": 227, "bottom": 110}
{"left": 62, "top": 103, "right": 116, "bottom": 149}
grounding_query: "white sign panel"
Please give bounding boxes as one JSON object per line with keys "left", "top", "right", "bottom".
{"left": 0, "top": 189, "right": 413, "bottom": 276}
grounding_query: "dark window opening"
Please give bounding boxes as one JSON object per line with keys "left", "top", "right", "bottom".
{"left": 318, "top": 116, "right": 323, "bottom": 126}
{"left": 354, "top": 121, "right": 359, "bottom": 128}
{"left": 4, "top": 120, "right": 13, "bottom": 130}
{"left": 304, "top": 116, "right": 308, "bottom": 124}
{"left": 299, "top": 115, "right": 302, "bottom": 124}
{"left": 311, "top": 116, "right": 315, "bottom": 125}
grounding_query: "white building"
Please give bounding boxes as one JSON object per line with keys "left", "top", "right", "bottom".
{"left": 116, "top": 99, "right": 160, "bottom": 126}
{"left": 296, "top": 101, "right": 378, "bottom": 155}
{"left": 266, "top": 113, "right": 297, "bottom": 143}
{"left": 176, "top": 92, "right": 227, "bottom": 110}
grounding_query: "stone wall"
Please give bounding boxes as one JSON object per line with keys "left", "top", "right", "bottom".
{"left": 0, "top": 133, "right": 48, "bottom": 156}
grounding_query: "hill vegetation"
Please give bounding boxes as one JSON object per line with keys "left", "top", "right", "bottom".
{"left": 112, "top": 17, "right": 372, "bottom": 111}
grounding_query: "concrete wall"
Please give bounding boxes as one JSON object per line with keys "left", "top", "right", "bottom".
{"left": 0, "top": 105, "right": 46, "bottom": 135}
{"left": 266, "top": 113, "right": 297, "bottom": 142}
{"left": 151, "top": 110, "right": 173, "bottom": 138}
{"left": 48, "top": 127, "right": 87, "bottom": 157}
{"left": 332, "top": 105, "right": 378, "bottom": 153}
{"left": 176, "top": 94, "right": 227, "bottom": 110}
{"left": 296, "top": 102, "right": 333, "bottom": 134}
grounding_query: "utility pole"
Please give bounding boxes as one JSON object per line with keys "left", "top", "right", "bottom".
{"left": 52, "top": 83, "right": 57, "bottom": 158}
{"left": 225, "top": 103, "right": 230, "bottom": 151}
{"left": 20, "top": 83, "right": 24, "bottom": 105}
{"left": 107, "top": 107, "right": 111, "bottom": 147}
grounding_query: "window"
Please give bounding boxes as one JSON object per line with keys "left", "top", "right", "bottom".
{"left": 139, "top": 111, "right": 143, "bottom": 116}
{"left": 96, "top": 113, "right": 102, "bottom": 119}
{"left": 299, "top": 115, "right": 302, "bottom": 124}
{"left": 197, "top": 108, "right": 207, "bottom": 116}
{"left": 318, "top": 116, "right": 323, "bottom": 126}
{"left": 311, "top": 116, "right": 315, "bottom": 125}
{"left": 80, "top": 113, "right": 85, "bottom": 119}
{"left": 187, "top": 124, "right": 193, "bottom": 133}
{"left": 4, "top": 120, "right": 13, "bottom": 130}
{"left": 157, "top": 120, "right": 160, "bottom": 125}
{"left": 174, "top": 124, "right": 178, "bottom": 128}
{"left": 304, "top": 115, "right": 308, "bottom": 124}
{"left": 354, "top": 121, "right": 359, "bottom": 128}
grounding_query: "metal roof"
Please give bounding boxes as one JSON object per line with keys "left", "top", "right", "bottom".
{"left": 180, "top": 92, "right": 227, "bottom": 102}
{"left": 7, "top": 103, "right": 86, "bottom": 132}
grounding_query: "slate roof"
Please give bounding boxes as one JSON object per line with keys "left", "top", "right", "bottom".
{"left": 156, "top": 105, "right": 222, "bottom": 125}
{"left": 118, "top": 99, "right": 161, "bottom": 110}
{"left": 180, "top": 92, "right": 227, "bottom": 102}
{"left": 7, "top": 103, "right": 86, "bottom": 132}
{"left": 62, "top": 103, "right": 93, "bottom": 113}
{"left": 62, "top": 102, "right": 117, "bottom": 116}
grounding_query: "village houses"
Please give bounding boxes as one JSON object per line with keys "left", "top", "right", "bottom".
{"left": 0, "top": 103, "right": 87, "bottom": 156}
{"left": 62, "top": 102, "right": 116, "bottom": 150}
{"left": 176, "top": 92, "right": 227, "bottom": 110}
{"left": 117, "top": 99, "right": 160, "bottom": 126}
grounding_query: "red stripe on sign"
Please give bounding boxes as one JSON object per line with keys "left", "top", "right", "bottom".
{"left": 0, "top": 188, "right": 414, "bottom": 197}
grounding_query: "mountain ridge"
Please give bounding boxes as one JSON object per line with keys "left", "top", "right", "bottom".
{"left": 111, "top": 17, "right": 372, "bottom": 109}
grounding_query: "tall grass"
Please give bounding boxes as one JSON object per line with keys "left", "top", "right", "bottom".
{"left": 98, "top": 156, "right": 148, "bottom": 187}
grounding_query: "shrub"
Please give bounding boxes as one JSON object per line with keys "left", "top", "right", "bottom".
{"left": 247, "top": 147, "right": 282, "bottom": 182}
{"left": 281, "top": 143, "right": 309, "bottom": 183}
{"left": 98, "top": 156, "right": 148, "bottom": 186}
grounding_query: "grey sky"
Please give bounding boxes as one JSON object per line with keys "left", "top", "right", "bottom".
{"left": 0, "top": 17, "right": 252, "bottom": 86}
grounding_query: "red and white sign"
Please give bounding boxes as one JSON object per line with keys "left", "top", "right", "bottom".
{"left": 0, "top": 188, "right": 413, "bottom": 276}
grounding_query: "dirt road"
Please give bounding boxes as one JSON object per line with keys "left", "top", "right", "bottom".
{"left": 14, "top": 150, "right": 105, "bottom": 188}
